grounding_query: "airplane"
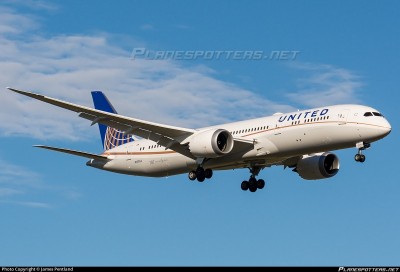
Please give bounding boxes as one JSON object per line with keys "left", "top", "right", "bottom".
{"left": 5, "top": 87, "right": 392, "bottom": 192}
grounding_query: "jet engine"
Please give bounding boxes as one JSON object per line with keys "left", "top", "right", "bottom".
{"left": 188, "top": 129, "right": 234, "bottom": 158}
{"left": 294, "top": 152, "right": 340, "bottom": 180}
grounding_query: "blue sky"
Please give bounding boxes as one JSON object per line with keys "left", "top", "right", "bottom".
{"left": 0, "top": 0, "right": 399, "bottom": 266}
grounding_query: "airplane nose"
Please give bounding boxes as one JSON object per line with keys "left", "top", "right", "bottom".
{"left": 382, "top": 119, "right": 392, "bottom": 137}
{"left": 366, "top": 118, "right": 392, "bottom": 142}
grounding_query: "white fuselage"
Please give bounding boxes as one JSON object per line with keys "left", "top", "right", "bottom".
{"left": 87, "top": 104, "right": 391, "bottom": 177}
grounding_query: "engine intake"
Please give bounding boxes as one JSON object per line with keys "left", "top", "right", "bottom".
{"left": 188, "top": 129, "right": 234, "bottom": 158}
{"left": 295, "top": 152, "right": 340, "bottom": 180}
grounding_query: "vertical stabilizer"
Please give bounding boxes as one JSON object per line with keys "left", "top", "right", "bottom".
{"left": 91, "top": 91, "right": 134, "bottom": 150}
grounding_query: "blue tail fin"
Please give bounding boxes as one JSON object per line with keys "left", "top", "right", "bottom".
{"left": 91, "top": 91, "right": 134, "bottom": 151}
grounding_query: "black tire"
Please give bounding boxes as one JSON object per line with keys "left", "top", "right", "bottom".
{"left": 249, "top": 185, "right": 257, "bottom": 193}
{"left": 355, "top": 154, "right": 361, "bottom": 162}
{"left": 360, "top": 155, "right": 366, "bottom": 163}
{"left": 197, "top": 175, "right": 205, "bottom": 182}
{"left": 257, "top": 179, "right": 265, "bottom": 189}
{"left": 205, "top": 169, "right": 213, "bottom": 179}
{"left": 188, "top": 171, "right": 197, "bottom": 181}
{"left": 241, "top": 181, "right": 249, "bottom": 191}
{"left": 196, "top": 168, "right": 206, "bottom": 182}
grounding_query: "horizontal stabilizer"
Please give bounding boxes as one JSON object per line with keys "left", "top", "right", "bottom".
{"left": 34, "top": 145, "right": 108, "bottom": 160}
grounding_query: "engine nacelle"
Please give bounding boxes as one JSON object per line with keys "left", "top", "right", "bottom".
{"left": 188, "top": 129, "right": 234, "bottom": 158}
{"left": 295, "top": 152, "right": 340, "bottom": 180}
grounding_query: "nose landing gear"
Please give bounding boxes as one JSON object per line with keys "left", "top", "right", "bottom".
{"left": 355, "top": 142, "right": 370, "bottom": 163}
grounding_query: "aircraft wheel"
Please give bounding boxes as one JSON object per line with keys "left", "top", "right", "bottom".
{"left": 197, "top": 176, "right": 205, "bottom": 182}
{"left": 241, "top": 181, "right": 249, "bottom": 191}
{"left": 196, "top": 168, "right": 205, "bottom": 182}
{"left": 257, "top": 179, "right": 265, "bottom": 189}
{"left": 249, "top": 184, "right": 257, "bottom": 192}
{"left": 205, "top": 169, "right": 213, "bottom": 179}
{"left": 188, "top": 171, "right": 197, "bottom": 181}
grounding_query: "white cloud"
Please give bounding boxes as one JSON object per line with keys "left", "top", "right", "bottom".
{"left": 140, "top": 24, "right": 155, "bottom": 30}
{"left": 20, "top": 201, "right": 51, "bottom": 208}
{"left": 0, "top": 6, "right": 294, "bottom": 142}
{"left": 0, "top": 200, "right": 52, "bottom": 209}
{"left": 1, "top": 0, "right": 58, "bottom": 11}
{"left": 0, "top": 6, "right": 363, "bottom": 143}
{"left": 173, "top": 24, "right": 191, "bottom": 30}
{"left": 0, "top": 7, "right": 39, "bottom": 34}
{"left": 0, "top": 159, "right": 41, "bottom": 184}
{"left": 285, "top": 62, "right": 363, "bottom": 108}
{"left": 0, "top": 157, "right": 81, "bottom": 209}
{"left": 0, "top": 188, "right": 23, "bottom": 196}
{"left": 0, "top": 158, "right": 51, "bottom": 208}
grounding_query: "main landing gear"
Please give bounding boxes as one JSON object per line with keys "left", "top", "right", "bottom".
{"left": 188, "top": 167, "right": 213, "bottom": 182}
{"left": 241, "top": 167, "right": 265, "bottom": 193}
{"left": 188, "top": 165, "right": 265, "bottom": 192}
{"left": 354, "top": 142, "right": 371, "bottom": 163}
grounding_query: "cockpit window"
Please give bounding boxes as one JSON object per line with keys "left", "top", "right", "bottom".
{"left": 364, "top": 112, "right": 384, "bottom": 117}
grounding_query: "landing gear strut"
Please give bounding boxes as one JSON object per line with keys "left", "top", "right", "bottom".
{"left": 355, "top": 142, "right": 370, "bottom": 163}
{"left": 241, "top": 166, "right": 265, "bottom": 193}
{"left": 188, "top": 167, "right": 213, "bottom": 182}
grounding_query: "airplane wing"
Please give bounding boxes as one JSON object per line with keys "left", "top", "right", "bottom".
{"left": 7, "top": 87, "right": 197, "bottom": 158}
{"left": 34, "top": 145, "right": 108, "bottom": 160}
{"left": 7, "top": 87, "right": 255, "bottom": 159}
